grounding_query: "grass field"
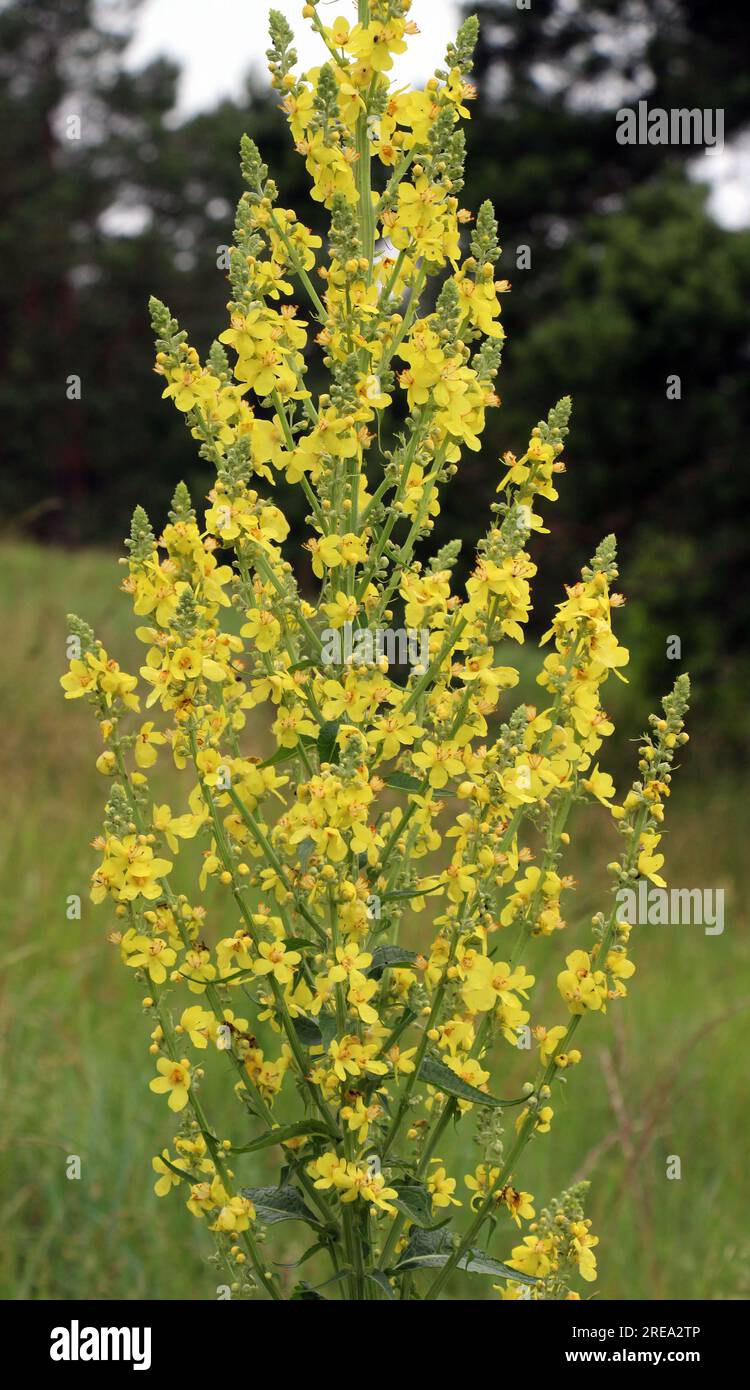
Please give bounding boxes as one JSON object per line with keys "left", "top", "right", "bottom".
{"left": 1, "top": 539, "right": 747, "bottom": 1300}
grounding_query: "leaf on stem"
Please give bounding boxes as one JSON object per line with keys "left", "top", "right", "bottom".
{"left": 292, "top": 1011, "right": 338, "bottom": 1051}
{"left": 390, "top": 1178, "right": 440, "bottom": 1229}
{"left": 391, "top": 1228, "right": 537, "bottom": 1283}
{"left": 240, "top": 1184, "right": 324, "bottom": 1229}
{"left": 384, "top": 770, "right": 422, "bottom": 792}
{"left": 365, "top": 944, "right": 422, "bottom": 979}
{"left": 291, "top": 1269, "right": 352, "bottom": 1299}
{"left": 365, "top": 1269, "right": 396, "bottom": 1299}
{"left": 417, "top": 1056, "right": 527, "bottom": 1110}
{"left": 260, "top": 739, "right": 315, "bottom": 769}
{"left": 317, "top": 719, "right": 341, "bottom": 765}
{"left": 231, "top": 1120, "right": 336, "bottom": 1155}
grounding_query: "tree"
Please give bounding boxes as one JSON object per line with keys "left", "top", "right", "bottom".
{"left": 0, "top": 0, "right": 312, "bottom": 542}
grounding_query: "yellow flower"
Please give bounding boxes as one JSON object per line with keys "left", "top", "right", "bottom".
{"left": 152, "top": 1150, "right": 187, "bottom": 1197}
{"left": 134, "top": 720, "right": 166, "bottom": 768}
{"left": 347, "top": 970, "right": 379, "bottom": 1025}
{"left": 385, "top": 1044, "right": 418, "bottom": 1075}
{"left": 557, "top": 949, "right": 607, "bottom": 1014}
{"left": 461, "top": 956, "right": 534, "bottom": 1015}
{"left": 322, "top": 591, "right": 360, "bottom": 628}
{"left": 340, "top": 1096, "right": 382, "bottom": 1141}
{"left": 162, "top": 364, "right": 220, "bottom": 412}
{"left": 308, "top": 1152, "right": 400, "bottom": 1216}
{"left": 536, "top": 1024, "right": 567, "bottom": 1065}
{"left": 412, "top": 739, "right": 464, "bottom": 788}
{"left": 507, "top": 1235, "right": 557, "bottom": 1279}
{"left": 211, "top": 1196, "right": 256, "bottom": 1233}
{"left": 582, "top": 763, "right": 616, "bottom": 805}
{"left": 152, "top": 803, "right": 202, "bottom": 853}
{"left": 569, "top": 1220, "right": 599, "bottom": 1282}
{"left": 637, "top": 830, "right": 667, "bottom": 886}
{"left": 124, "top": 933, "right": 176, "bottom": 984}
{"left": 97, "top": 834, "right": 173, "bottom": 904}
{"left": 427, "top": 1161, "right": 461, "bottom": 1209}
{"left": 308, "top": 1151, "right": 350, "bottom": 1192}
{"left": 60, "top": 658, "right": 97, "bottom": 699}
{"left": 327, "top": 940, "right": 372, "bottom": 984}
{"left": 502, "top": 1185, "right": 535, "bottom": 1227}
{"left": 465, "top": 1163, "right": 501, "bottom": 1211}
{"left": 252, "top": 940, "right": 301, "bottom": 986}
{"left": 149, "top": 1057, "right": 191, "bottom": 1112}
{"left": 241, "top": 609, "right": 282, "bottom": 653}
{"left": 178, "top": 1005, "right": 213, "bottom": 1049}
{"left": 442, "top": 1056, "right": 489, "bottom": 1112}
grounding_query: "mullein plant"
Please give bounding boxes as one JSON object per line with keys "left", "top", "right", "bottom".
{"left": 62, "top": 0, "right": 690, "bottom": 1301}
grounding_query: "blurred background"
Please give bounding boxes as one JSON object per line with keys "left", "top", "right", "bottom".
{"left": 1, "top": 0, "right": 748, "bottom": 1300}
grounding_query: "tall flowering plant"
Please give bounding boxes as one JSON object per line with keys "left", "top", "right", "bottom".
{"left": 62, "top": 1, "right": 690, "bottom": 1301}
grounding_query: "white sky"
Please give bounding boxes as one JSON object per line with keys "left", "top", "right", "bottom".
{"left": 125, "top": 0, "right": 460, "bottom": 116}
{"left": 124, "top": 0, "right": 749, "bottom": 228}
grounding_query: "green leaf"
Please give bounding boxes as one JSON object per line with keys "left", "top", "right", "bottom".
{"left": 259, "top": 745, "right": 295, "bottom": 769}
{"left": 365, "top": 1269, "right": 396, "bottom": 1299}
{"left": 259, "top": 738, "right": 314, "bottom": 769}
{"left": 381, "top": 881, "right": 442, "bottom": 903}
{"left": 157, "top": 1155, "right": 190, "bottom": 1184}
{"left": 391, "top": 1228, "right": 536, "bottom": 1283}
{"left": 417, "top": 1056, "right": 526, "bottom": 1110}
{"left": 291, "top": 1269, "right": 351, "bottom": 1299}
{"left": 390, "top": 1227, "right": 452, "bottom": 1272}
{"left": 292, "top": 1011, "right": 337, "bottom": 1051}
{"left": 384, "top": 770, "right": 422, "bottom": 792}
{"left": 241, "top": 1184, "right": 323, "bottom": 1229}
{"left": 296, "top": 837, "right": 316, "bottom": 872}
{"left": 459, "top": 1251, "right": 534, "bottom": 1281}
{"left": 282, "top": 936, "right": 319, "bottom": 951}
{"left": 273, "top": 1240, "right": 327, "bottom": 1271}
{"left": 390, "top": 1179, "right": 435, "bottom": 1229}
{"left": 366, "top": 944, "right": 421, "bottom": 979}
{"left": 291, "top": 1013, "right": 322, "bottom": 1047}
{"left": 231, "top": 1120, "right": 335, "bottom": 1155}
{"left": 317, "top": 719, "right": 341, "bottom": 765}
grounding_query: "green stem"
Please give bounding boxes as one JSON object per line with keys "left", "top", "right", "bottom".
{"left": 225, "top": 784, "right": 326, "bottom": 942}
{"left": 270, "top": 389, "right": 328, "bottom": 532}
{"left": 153, "top": 984, "right": 281, "bottom": 1300}
{"left": 110, "top": 735, "right": 275, "bottom": 1124}
{"left": 267, "top": 207, "right": 327, "bottom": 321}
{"left": 402, "top": 618, "right": 467, "bottom": 715}
{"left": 189, "top": 735, "right": 337, "bottom": 1136}
{"left": 424, "top": 808, "right": 649, "bottom": 1300}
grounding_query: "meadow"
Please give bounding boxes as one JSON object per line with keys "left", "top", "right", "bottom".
{"left": 1, "top": 540, "right": 746, "bottom": 1300}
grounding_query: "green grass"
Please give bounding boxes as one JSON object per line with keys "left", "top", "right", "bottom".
{"left": 1, "top": 539, "right": 747, "bottom": 1299}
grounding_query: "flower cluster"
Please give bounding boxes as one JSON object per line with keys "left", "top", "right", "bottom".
{"left": 500, "top": 1183, "right": 600, "bottom": 1299}
{"left": 62, "top": 1, "right": 690, "bottom": 1301}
